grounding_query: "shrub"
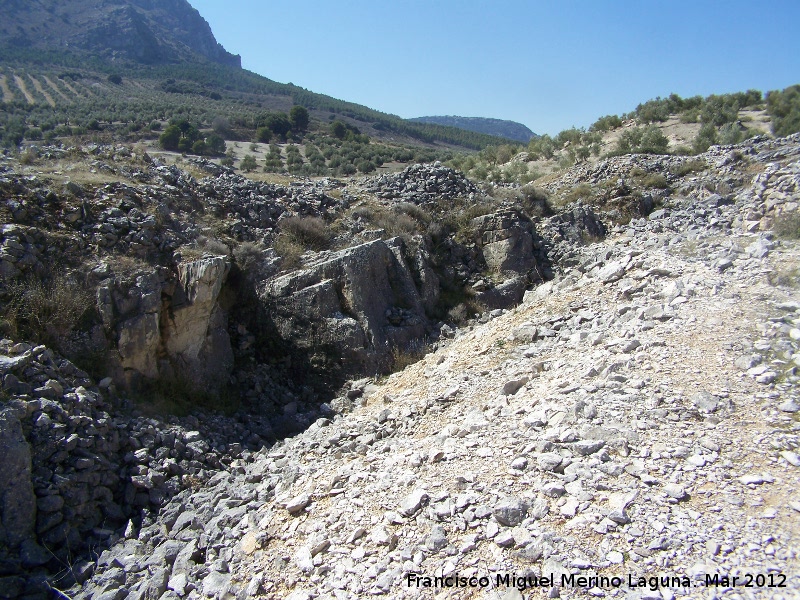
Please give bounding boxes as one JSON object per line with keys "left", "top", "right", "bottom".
{"left": 692, "top": 123, "right": 718, "bottom": 153}
{"left": 615, "top": 125, "right": 669, "bottom": 155}
{"left": 718, "top": 122, "right": 745, "bottom": 145}
{"left": 393, "top": 202, "right": 431, "bottom": 225}
{"left": 670, "top": 159, "right": 707, "bottom": 176}
{"left": 641, "top": 173, "right": 669, "bottom": 189}
{"left": 767, "top": 84, "right": 800, "bottom": 137}
{"left": 240, "top": 154, "right": 257, "bottom": 172}
{"left": 279, "top": 216, "right": 331, "bottom": 251}
{"left": 774, "top": 210, "right": 800, "bottom": 239}
{"left": 3, "top": 271, "right": 92, "bottom": 351}
{"left": 590, "top": 114, "right": 623, "bottom": 132}
{"left": 564, "top": 183, "right": 594, "bottom": 203}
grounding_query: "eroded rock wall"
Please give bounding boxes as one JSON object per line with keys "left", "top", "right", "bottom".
{"left": 261, "top": 237, "right": 433, "bottom": 377}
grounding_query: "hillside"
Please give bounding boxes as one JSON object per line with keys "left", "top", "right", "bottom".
{"left": 0, "top": 0, "right": 513, "bottom": 155}
{"left": 3, "top": 3, "right": 800, "bottom": 599}
{"left": 411, "top": 116, "right": 537, "bottom": 144}
{"left": 0, "top": 0, "right": 241, "bottom": 67}
{"left": 0, "top": 133, "right": 798, "bottom": 598}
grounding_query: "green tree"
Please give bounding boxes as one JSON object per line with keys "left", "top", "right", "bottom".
{"left": 259, "top": 112, "right": 292, "bottom": 139}
{"left": 693, "top": 123, "right": 718, "bottom": 153}
{"left": 159, "top": 124, "right": 181, "bottom": 151}
{"left": 240, "top": 155, "right": 258, "bottom": 172}
{"left": 256, "top": 127, "right": 271, "bottom": 143}
{"left": 289, "top": 105, "right": 310, "bottom": 132}
{"left": 330, "top": 120, "right": 347, "bottom": 139}
{"left": 206, "top": 134, "right": 227, "bottom": 156}
{"left": 767, "top": 85, "right": 800, "bottom": 137}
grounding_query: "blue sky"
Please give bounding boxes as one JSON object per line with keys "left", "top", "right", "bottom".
{"left": 188, "top": 1, "right": 800, "bottom": 136}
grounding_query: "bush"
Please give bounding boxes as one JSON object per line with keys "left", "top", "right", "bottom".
{"left": 641, "top": 173, "right": 669, "bottom": 189}
{"left": 590, "top": 114, "right": 623, "bottom": 132}
{"left": 670, "top": 159, "right": 707, "bottom": 176}
{"left": 718, "top": 122, "right": 745, "bottom": 145}
{"left": 767, "top": 84, "right": 800, "bottom": 137}
{"left": 693, "top": 123, "right": 718, "bottom": 153}
{"left": 774, "top": 210, "right": 800, "bottom": 239}
{"left": 240, "top": 154, "right": 257, "bottom": 172}
{"left": 3, "top": 272, "right": 92, "bottom": 351}
{"left": 613, "top": 125, "right": 669, "bottom": 155}
{"left": 279, "top": 216, "right": 331, "bottom": 251}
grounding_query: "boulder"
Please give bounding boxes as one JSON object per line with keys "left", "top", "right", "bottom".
{"left": 262, "top": 238, "right": 431, "bottom": 376}
{"left": 472, "top": 210, "right": 539, "bottom": 276}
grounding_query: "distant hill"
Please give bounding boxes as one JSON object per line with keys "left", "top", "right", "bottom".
{"left": 0, "top": 1, "right": 516, "bottom": 152}
{"left": 0, "top": 0, "right": 241, "bottom": 67}
{"left": 410, "top": 116, "right": 536, "bottom": 144}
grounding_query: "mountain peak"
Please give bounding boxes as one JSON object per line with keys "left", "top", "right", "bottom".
{"left": 0, "top": 0, "right": 241, "bottom": 67}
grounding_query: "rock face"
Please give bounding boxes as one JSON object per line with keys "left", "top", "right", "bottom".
{"left": 100, "top": 256, "right": 233, "bottom": 391}
{"left": 162, "top": 257, "right": 233, "bottom": 388}
{"left": 0, "top": 0, "right": 242, "bottom": 67}
{"left": 262, "top": 238, "right": 433, "bottom": 377}
{"left": 473, "top": 209, "right": 540, "bottom": 276}
{"left": 468, "top": 209, "right": 547, "bottom": 309}
{"left": 0, "top": 409, "right": 35, "bottom": 550}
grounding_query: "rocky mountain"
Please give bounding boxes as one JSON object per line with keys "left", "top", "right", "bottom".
{"left": 0, "top": 0, "right": 241, "bottom": 67}
{"left": 410, "top": 116, "right": 537, "bottom": 144}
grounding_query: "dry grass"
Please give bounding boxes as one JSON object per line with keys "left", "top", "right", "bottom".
{"left": 2, "top": 271, "right": 92, "bottom": 349}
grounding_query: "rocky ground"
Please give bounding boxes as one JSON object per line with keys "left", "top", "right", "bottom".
{"left": 1, "top": 136, "right": 799, "bottom": 599}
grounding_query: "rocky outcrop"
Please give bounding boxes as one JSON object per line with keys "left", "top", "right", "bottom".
{"left": 472, "top": 209, "right": 541, "bottom": 276}
{"left": 362, "top": 163, "right": 479, "bottom": 203}
{"left": 261, "top": 238, "right": 433, "bottom": 377}
{"left": 99, "top": 256, "right": 233, "bottom": 391}
{"left": 468, "top": 209, "right": 547, "bottom": 309}
{"left": 0, "top": 338, "right": 278, "bottom": 593}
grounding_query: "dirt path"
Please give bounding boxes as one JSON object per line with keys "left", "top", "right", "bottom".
{"left": 0, "top": 73, "right": 14, "bottom": 103}
{"left": 28, "top": 74, "right": 56, "bottom": 107}
{"left": 43, "top": 75, "right": 71, "bottom": 103}
{"left": 12, "top": 73, "right": 35, "bottom": 104}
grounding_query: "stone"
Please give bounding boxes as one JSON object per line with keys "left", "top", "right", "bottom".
{"left": 0, "top": 409, "right": 36, "bottom": 548}
{"left": 400, "top": 488, "right": 429, "bottom": 516}
{"left": 425, "top": 526, "right": 448, "bottom": 552}
{"left": 663, "top": 483, "right": 687, "bottom": 500}
{"left": 262, "top": 238, "right": 432, "bottom": 376}
{"left": 285, "top": 493, "right": 311, "bottom": 514}
{"left": 573, "top": 440, "right": 605, "bottom": 456}
{"left": 692, "top": 391, "right": 719, "bottom": 413}
{"left": 537, "top": 453, "right": 563, "bottom": 471}
{"left": 493, "top": 498, "right": 527, "bottom": 526}
{"left": 502, "top": 377, "right": 529, "bottom": 395}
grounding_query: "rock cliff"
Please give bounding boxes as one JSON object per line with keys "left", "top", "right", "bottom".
{"left": 0, "top": 0, "right": 241, "bottom": 67}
